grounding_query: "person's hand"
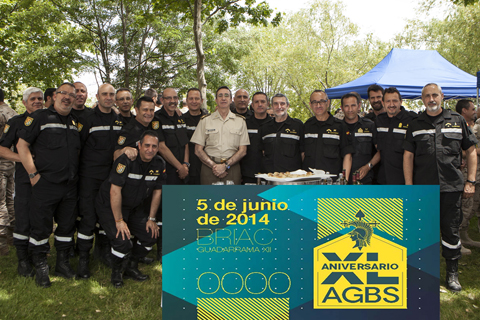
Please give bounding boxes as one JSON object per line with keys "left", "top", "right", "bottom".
{"left": 212, "top": 163, "right": 227, "bottom": 177}
{"left": 146, "top": 220, "right": 159, "bottom": 238}
{"left": 463, "top": 182, "right": 475, "bottom": 198}
{"left": 218, "top": 171, "right": 228, "bottom": 179}
{"left": 30, "top": 174, "right": 41, "bottom": 186}
{"left": 124, "top": 147, "right": 138, "bottom": 161}
{"left": 358, "top": 164, "right": 370, "bottom": 180}
{"left": 115, "top": 220, "right": 130, "bottom": 240}
{"left": 177, "top": 164, "right": 189, "bottom": 179}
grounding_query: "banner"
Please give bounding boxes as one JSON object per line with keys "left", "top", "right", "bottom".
{"left": 163, "top": 185, "right": 440, "bottom": 320}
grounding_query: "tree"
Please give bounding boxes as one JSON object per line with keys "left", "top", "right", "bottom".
{"left": 156, "top": 0, "right": 282, "bottom": 108}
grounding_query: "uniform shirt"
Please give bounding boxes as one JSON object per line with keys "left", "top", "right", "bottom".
{"left": 78, "top": 107, "right": 123, "bottom": 179}
{"left": 18, "top": 106, "right": 81, "bottom": 184}
{"left": 260, "top": 115, "right": 304, "bottom": 173}
{"left": 191, "top": 110, "right": 250, "bottom": 159}
{"left": 182, "top": 110, "right": 207, "bottom": 177}
{"left": 232, "top": 108, "right": 253, "bottom": 119}
{"left": 241, "top": 115, "right": 273, "bottom": 178}
{"left": 0, "top": 102, "right": 18, "bottom": 169}
{"left": 403, "top": 108, "right": 477, "bottom": 192}
{"left": 364, "top": 112, "right": 377, "bottom": 122}
{"left": 118, "top": 112, "right": 134, "bottom": 125}
{"left": 375, "top": 107, "right": 417, "bottom": 184}
{"left": 114, "top": 118, "right": 165, "bottom": 151}
{"left": 345, "top": 117, "right": 377, "bottom": 182}
{"left": 0, "top": 112, "right": 30, "bottom": 183}
{"left": 154, "top": 107, "right": 189, "bottom": 173}
{"left": 303, "top": 114, "right": 353, "bottom": 175}
{"left": 96, "top": 153, "right": 167, "bottom": 211}
{"left": 71, "top": 107, "right": 94, "bottom": 119}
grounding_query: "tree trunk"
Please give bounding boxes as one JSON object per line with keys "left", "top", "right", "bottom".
{"left": 193, "top": 0, "right": 207, "bottom": 109}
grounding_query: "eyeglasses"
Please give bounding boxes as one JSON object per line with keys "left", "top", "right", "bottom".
{"left": 116, "top": 97, "right": 132, "bottom": 102}
{"left": 310, "top": 100, "right": 328, "bottom": 105}
{"left": 56, "top": 91, "right": 76, "bottom": 98}
{"left": 217, "top": 93, "right": 230, "bottom": 98}
{"left": 163, "top": 96, "right": 178, "bottom": 101}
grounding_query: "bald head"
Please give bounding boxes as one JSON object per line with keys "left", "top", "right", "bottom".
{"left": 96, "top": 83, "right": 116, "bottom": 112}
{"left": 234, "top": 89, "right": 250, "bottom": 113}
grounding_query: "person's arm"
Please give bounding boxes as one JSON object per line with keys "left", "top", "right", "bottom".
{"left": 113, "top": 146, "right": 138, "bottom": 161}
{"left": 301, "top": 152, "right": 305, "bottom": 162}
{"left": 17, "top": 138, "right": 40, "bottom": 186}
{"left": 158, "top": 141, "right": 188, "bottom": 179}
{"left": 342, "top": 153, "right": 352, "bottom": 181}
{"left": 403, "top": 150, "right": 414, "bottom": 185}
{"left": 0, "top": 146, "right": 20, "bottom": 162}
{"left": 195, "top": 144, "right": 216, "bottom": 168}
{"left": 146, "top": 189, "right": 162, "bottom": 238}
{"left": 212, "top": 145, "right": 247, "bottom": 176}
{"left": 464, "top": 145, "right": 477, "bottom": 198}
{"left": 358, "top": 150, "right": 380, "bottom": 180}
{"left": 110, "top": 184, "right": 130, "bottom": 240}
{"left": 183, "top": 144, "right": 189, "bottom": 164}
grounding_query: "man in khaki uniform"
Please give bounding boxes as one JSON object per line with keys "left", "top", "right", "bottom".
{"left": 0, "top": 88, "right": 18, "bottom": 255}
{"left": 457, "top": 100, "right": 480, "bottom": 254}
{"left": 191, "top": 86, "right": 249, "bottom": 185}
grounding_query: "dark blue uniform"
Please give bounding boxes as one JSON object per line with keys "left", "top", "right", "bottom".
{"left": 182, "top": 110, "right": 207, "bottom": 185}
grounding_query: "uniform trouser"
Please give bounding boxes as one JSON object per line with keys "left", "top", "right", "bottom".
{"left": 28, "top": 179, "right": 77, "bottom": 254}
{"left": 200, "top": 162, "right": 241, "bottom": 185}
{"left": 97, "top": 204, "right": 156, "bottom": 260}
{"left": 441, "top": 192, "right": 463, "bottom": 260}
{"left": 12, "top": 180, "right": 31, "bottom": 250}
{"left": 77, "top": 176, "right": 104, "bottom": 252}
{"left": 460, "top": 184, "right": 480, "bottom": 230}
{"left": 0, "top": 167, "right": 15, "bottom": 237}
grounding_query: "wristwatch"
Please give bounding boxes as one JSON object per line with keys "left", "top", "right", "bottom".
{"left": 467, "top": 179, "right": 476, "bottom": 185}
{"left": 183, "top": 162, "right": 190, "bottom": 168}
{"left": 148, "top": 217, "right": 156, "bottom": 222}
{"left": 367, "top": 162, "right": 373, "bottom": 169}
{"left": 28, "top": 171, "right": 39, "bottom": 179}
{"left": 225, "top": 163, "right": 231, "bottom": 170}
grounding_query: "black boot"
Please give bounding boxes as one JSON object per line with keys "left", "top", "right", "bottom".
{"left": 139, "top": 256, "right": 154, "bottom": 265}
{"left": 446, "top": 259, "right": 462, "bottom": 292}
{"left": 111, "top": 256, "right": 125, "bottom": 288}
{"left": 32, "top": 254, "right": 51, "bottom": 288}
{"left": 55, "top": 250, "right": 76, "bottom": 279}
{"left": 17, "top": 249, "right": 34, "bottom": 277}
{"left": 124, "top": 256, "right": 149, "bottom": 281}
{"left": 77, "top": 251, "right": 91, "bottom": 279}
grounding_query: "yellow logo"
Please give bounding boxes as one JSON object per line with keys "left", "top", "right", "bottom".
{"left": 152, "top": 121, "right": 160, "bottom": 130}
{"left": 24, "top": 117, "right": 34, "bottom": 126}
{"left": 117, "top": 136, "right": 126, "bottom": 145}
{"left": 314, "top": 203, "right": 407, "bottom": 310}
{"left": 3, "top": 124, "right": 10, "bottom": 133}
{"left": 398, "top": 123, "right": 402, "bottom": 128}
{"left": 116, "top": 163, "right": 126, "bottom": 174}
{"left": 77, "top": 123, "right": 83, "bottom": 132}
{"left": 358, "top": 128, "right": 363, "bottom": 133}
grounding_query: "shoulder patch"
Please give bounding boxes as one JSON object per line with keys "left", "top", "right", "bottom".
{"left": 201, "top": 114, "right": 211, "bottom": 119}
{"left": 24, "top": 117, "right": 34, "bottom": 126}
{"left": 117, "top": 136, "right": 126, "bottom": 145}
{"left": 3, "top": 124, "right": 10, "bottom": 134}
{"left": 235, "top": 114, "right": 246, "bottom": 120}
{"left": 77, "top": 123, "right": 83, "bottom": 132}
{"left": 116, "top": 163, "right": 126, "bottom": 174}
{"left": 152, "top": 121, "right": 159, "bottom": 130}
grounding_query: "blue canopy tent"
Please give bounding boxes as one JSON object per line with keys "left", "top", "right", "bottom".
{"left": 325, "top": 48, "right": 478, "bottom": 100}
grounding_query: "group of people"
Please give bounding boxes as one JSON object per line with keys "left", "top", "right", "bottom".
{"left": 0, "top": 81, "right": 478, "bottom": 293}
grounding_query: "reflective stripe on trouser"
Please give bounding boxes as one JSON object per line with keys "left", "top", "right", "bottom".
{"left": 28, "top": 178, "right": 77, "bottom": 254}
{"left": 77, "top": 176, "right": 103, "bottom": 252}
{"left": 441, "top": 191, "right": 463, "bottom": 260}
{"left": 13, "top": 180, "right": 32, "bottom": 250}
{"left": 0, "top": 167, "right": 15, "bottom": 236}
{"left": 97, "top": 203, "right": 157, "bottom": 259}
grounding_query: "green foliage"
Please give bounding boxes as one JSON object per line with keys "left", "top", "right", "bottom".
{"left": 0, "top": 1, "right": 87, "bottom": 107}
{"left": 233, "top": 0, "right": 390, "bottom": 121}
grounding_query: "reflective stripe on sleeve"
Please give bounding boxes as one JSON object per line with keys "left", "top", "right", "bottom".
{"left": 41, "top": 123, "right": 67, "bottom": 130}
{"left": 89, "top": 126, "right": 110, "bottom": 133}
{"left": 262, "top": 133, "right": 277, "bottom": 140}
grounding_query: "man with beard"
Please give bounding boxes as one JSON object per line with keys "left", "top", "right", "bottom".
{"left": 232, "top": 89, "right": 253, "bottom": 118}
{"left": 341, "top": 92, "right": 379, "bottom": 184}
{"left": 0, "top": 87, "right": 43, "bottom": 273}
{"left": 260, "top": 93, "right": 304, "bottom": 173}
{"left": 76, "top": 83, "right": 123, "bottom": 278}
{"left": 17, "top": 82, "right": 81, "bottom": 287}
{"left": 365, "top": 84, "right": 385, "bottom": 122}
{"left": 0, "top": 88, "right": 17, "bottom": 255}
{"left": 303, "top": 90, "right": 352, "bottom": 177}
{"left": 182, "top": 88, "right": 208, "bottom": 185}
{"left": 71, "top": 82, "right": 92, "bottom": 118}
{"left": 116, "top": 88, "right": 135, "bottom": 125}
{"left": 155, "top": 88, "right": 189, "bottom": 184}
{"left": 191, "top": 86, "right": 249, "bottom": 185}
{"left": 375, "top": 87, "right": 417, "bottom": 185}
{"left": 404, "top": 83, "right": 477, "bottom": 292}
{"left": 241, "top": 92, "right": 272, "bottom": 183}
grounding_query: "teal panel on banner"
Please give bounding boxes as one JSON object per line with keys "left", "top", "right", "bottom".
{"left": 163, "top": 185, "right": 440, "bottom": 320}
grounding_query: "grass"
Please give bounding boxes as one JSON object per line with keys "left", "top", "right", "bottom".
{"left": 0, "top": 238, "right": 162, "bottom": 320}
{"left": 2, "top": 217, "right": 480, "bottom": 319}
